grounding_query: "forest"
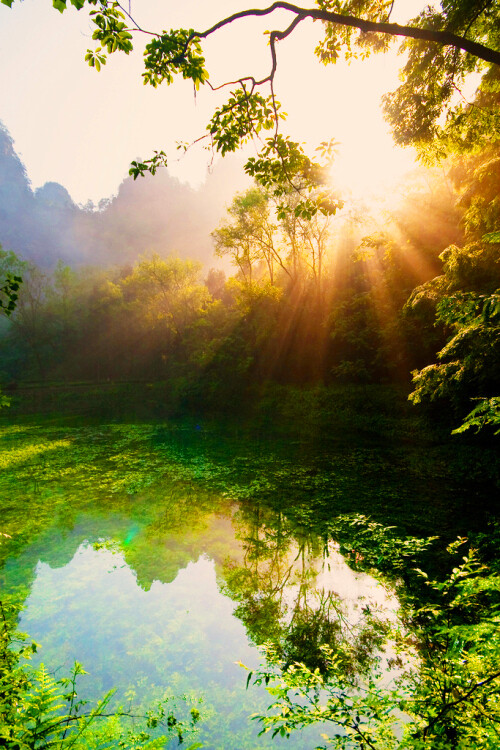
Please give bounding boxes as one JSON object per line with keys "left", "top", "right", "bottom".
{"left": 1, "top": 0, "right": 500, "bottom": 749}
{"left": 1, "top": 147, "right": 499, "bottom": 432}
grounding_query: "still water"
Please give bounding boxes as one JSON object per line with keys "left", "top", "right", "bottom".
{"left": 0, "top": 421, "right": 488, "bottom": 747}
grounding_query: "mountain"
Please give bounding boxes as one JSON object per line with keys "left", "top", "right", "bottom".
{"left": 0, "top": 121, "right": 249, "bottom": 270}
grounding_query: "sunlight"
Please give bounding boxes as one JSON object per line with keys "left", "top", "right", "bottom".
{"left": 330, "top": 142, "right": 416, "bottom": 201}
{"left": 271, "top": 21, "right": 420, "bottom": 204}
{"left": 0, "top": 439, "right": 70, "bottom": 471}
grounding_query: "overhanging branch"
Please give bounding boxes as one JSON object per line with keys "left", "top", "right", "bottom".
{"left": 189, "top": 2, "right": 500, "bottom": 67}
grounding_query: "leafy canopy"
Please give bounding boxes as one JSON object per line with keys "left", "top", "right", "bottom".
{"left": 406, "top": 146, "right": 500, "bottom": 432}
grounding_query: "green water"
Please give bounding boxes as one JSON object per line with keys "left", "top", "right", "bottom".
{"left": 0, "top": 420, "right": 497, "bottom": 748}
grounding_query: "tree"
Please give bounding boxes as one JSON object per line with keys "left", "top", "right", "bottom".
{"left": 9, "top": 264, "right": 52, "bottom": 381}
{"left": 212, "top": 186, "right": 332, "bottom": 287}
{"left": 0, "top": 246, "right": 23, "bottom": 318}
{"left": 0, "top": 247, "right": 24, "bottom": 406}
{"left": 406, "top": 146, "right": 500, "bottom": 430}
{"left": 3, "top": 0, "right": 498, "bottom": 210}
{"left": 212, "top": 189, "right": 274, "bottom": 285}
{"left": 123, "top": 254, "right": 209, "bottom": 337}
{"left": 119, "top": 255, "right": 210, "bottom": 379}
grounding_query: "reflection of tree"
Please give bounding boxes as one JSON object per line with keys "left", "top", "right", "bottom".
{"left": 124, "top": 488, "right": 234, "bottom": 590}
{"left": 2, "top": 425, "right": 395, "bottom": 688}
{"left": 223, "top": 501, "right": 391, "bottom": 678}
{"left": 0, "top": 477, "right": 233, "bottom": 617}
{"left": 280, "top": 590, "right": 390, "bottom": 678}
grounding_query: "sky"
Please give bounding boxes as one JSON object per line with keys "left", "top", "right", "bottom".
{"left": 0, "top": 0, "right": 428, "bottom": 205}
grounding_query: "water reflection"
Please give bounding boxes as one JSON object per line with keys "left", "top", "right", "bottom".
{"left": 0, "top": 423, "right": 429, "bottom": 747}
{"left": 223, "top": 511, "right": 398, "bottom": 677}
{"left": 2, "top": 477, "right": 403, "bottom": 748}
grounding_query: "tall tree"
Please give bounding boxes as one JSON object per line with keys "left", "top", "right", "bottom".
{"left": 213, "top": 186, "right": 332, "bottom": 288}
{"left": 406, "top": 144, "right": 500, "bottom": 429}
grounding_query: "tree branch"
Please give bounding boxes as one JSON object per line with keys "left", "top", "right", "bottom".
{"left": 425, "top": 670, "right": 500, "bottom": 735}
{"left": 187, "top": 2, "right": 500, "bottom": 67}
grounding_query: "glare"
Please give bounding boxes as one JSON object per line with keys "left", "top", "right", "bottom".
{"left": 330, "top": 139, "right": 417, "bottom": 201}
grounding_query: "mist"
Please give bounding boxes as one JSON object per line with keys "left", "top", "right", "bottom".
{"left": 0, "top": 121, "right": 249, "bottom": 270}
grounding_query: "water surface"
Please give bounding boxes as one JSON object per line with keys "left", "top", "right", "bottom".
{"left": 1, "top": 421, "right": 492, "bottom": 747}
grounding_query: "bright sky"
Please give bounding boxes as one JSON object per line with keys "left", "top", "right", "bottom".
{"left": 0, "top": 0, "right": 427, "bottom": 204}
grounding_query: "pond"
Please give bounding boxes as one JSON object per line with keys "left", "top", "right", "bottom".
{"left": 0, "top": 420, "right": 496, "bottom": 747}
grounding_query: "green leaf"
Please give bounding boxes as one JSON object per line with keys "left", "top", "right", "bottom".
{"left": 482, "top": 230, "right": 500, "bottom": 244}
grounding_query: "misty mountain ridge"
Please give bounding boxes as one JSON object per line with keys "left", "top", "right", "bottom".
{"left": 0, "top": 120, "right": 249, "bottom": 270}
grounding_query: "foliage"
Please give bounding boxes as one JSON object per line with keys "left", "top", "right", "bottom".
{"left": 409, "top": 286, "right": 500, "bottom": 422}
{"left": 406, "top": 145, "right": 500, "bottom": 429}
{"left": 0, "top": 411, "right": 499, "bottom": 746}
{"left": 0, "top": 272, "right": 22, "bottom": 317}
{"left": 243, "top": 136, "right": 341, "bottom": 220}
{"left": 0, "top": 597, "right": 203, "bottom": 749}
{"left": 383, "top": 7, "right": 500, "bottom": 160}
{"left": 0, "top": 1, "right": 499, "bottom": 736}
{"left": 452, "top": 396, "right": 500, "bottom": 435}
{"left": 246, "top": 535, "right": 500, "bottom": 749}
{"left": 0, "top": 247, "right": 25, "bottom": 315}
{"left": 0, "top": 246, "right": 23, "bottom": 415}
{"left": 326, "top": 515, "right": 438, "bottom": 575}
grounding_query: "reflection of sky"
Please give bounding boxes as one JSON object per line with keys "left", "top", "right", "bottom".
{"left": 2, "top": 426, "right": 413, "bottom": 750}
{"left": 21, "top": 547, "right": 254, "bottom": 684}
{"left": 18, "top": 542, "right": 321, "bottom": 748}
{"left": 248, "top": 535, "right": 401, "bottom": 626}
{"left": 17, "top": 521, "right": 408, "bottom": 747}
{"left": 258, "top": 538, "right": 408, "bottom": 672}
{"left": 318, "top": 543, "right": 415, "bottom": 685}
{"left": 1, "top": 421, "right": 485, "bottom": 746}
{"left": 316, "top": 542, "right": 400, "bottom": 619}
